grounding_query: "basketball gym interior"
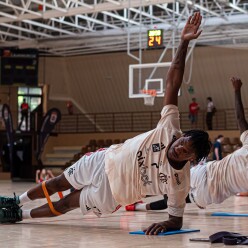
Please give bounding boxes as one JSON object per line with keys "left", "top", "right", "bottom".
{"left": 0, "top": 1, "right": 248, "bottom": 247}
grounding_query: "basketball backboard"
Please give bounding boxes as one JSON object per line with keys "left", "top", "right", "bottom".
{"left": 129, "top": 62, "right": 171, "bottom": 98}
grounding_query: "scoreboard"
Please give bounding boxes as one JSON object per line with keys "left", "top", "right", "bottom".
{"left": 0, "top": 49, "right": 38, "bottom": 86}
{"left": 147, "top": 29, "right": 163, "bottom": 49}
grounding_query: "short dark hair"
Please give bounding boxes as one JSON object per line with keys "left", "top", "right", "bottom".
{"left": 183, "top": 130, "right": 212, "bottom": 162}
{"left": 217, "top": 135, "right": 224, "bottom": 139}
{"left": 207, "top": 97, "right": 212, "bottom": 101}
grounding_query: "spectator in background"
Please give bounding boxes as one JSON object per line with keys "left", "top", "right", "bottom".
{"left": 18, "top": 98, "right": 29, "bottom": 131}
{"left": 67, "top": 101, "right": 73, "bottom": 115}
{"left": 189, "top": 98, "right": 200, "bottom": 128}
{"left": 213, "top": 135, "right": 224, "bottom": 160}
{"left": 36, "top": 169, "right": 54, "bottom": 184}
{"left": 206, "top": 97, "right": 215, "bottom": 130}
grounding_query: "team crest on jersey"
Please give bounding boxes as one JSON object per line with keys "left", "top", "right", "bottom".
{"left": 152, "top": 143, "right": 165, "bottom": 152}
{"left": 152, "top": 143, "right": 160, "bottom": 152}
{"left": 68, "top": 167, "right": 75, "bottom": 176}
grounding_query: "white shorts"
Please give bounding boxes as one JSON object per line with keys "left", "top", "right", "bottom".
{"left": 64, "top": 149, "right": 120, "bottom": 217}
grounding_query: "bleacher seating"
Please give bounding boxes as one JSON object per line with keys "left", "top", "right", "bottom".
{"left": 63, "top": 138, "right": 127, "bottom": 168}
{"left": 45, "top": 136, "right": 241, "bottom": 172}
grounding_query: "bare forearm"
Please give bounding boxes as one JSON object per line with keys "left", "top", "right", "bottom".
{"left": 163, "top": 12, "right": 202, "bottom": 106}
{"left": 164, "top": 215, "right": 183, "bottom": 231}
{"left": 167, "top": 40, "right": 189, "bottom": 87}
{"left": 164, "top": 40, "right": 189, "bottom": 106}
{"left": 214, "top": 148, "right": 219, "bottom": 160}
{"left": 235, "top": 90, "right": 248, "bottom": 134}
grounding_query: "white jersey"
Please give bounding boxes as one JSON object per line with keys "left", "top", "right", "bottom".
{"left": 207, "top": 101, "right": 214, "bottom": 113}
{"left": 190, "top": 130, "right": 248, "bottom": 208}
{"left": 105, "top": 105, "right": 190, "bottom": 217}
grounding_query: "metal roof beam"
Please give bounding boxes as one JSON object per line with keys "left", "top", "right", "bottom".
{"left": 0, "top": 0, "right": 174, "bottom": 23}
{"left": 0, "top": 23, "right": 53, "bottom": 37}
{"left": 102, "top": 11, "right": 141, "bottom": 26}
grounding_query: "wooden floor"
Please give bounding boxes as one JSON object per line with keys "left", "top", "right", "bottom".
{"left": 1, "top": 181, "right": 248, "bottom": 248}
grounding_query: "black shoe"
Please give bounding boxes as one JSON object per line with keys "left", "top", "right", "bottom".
{"left": 0, "top": 207, "right": 22, "bottom": 223}
{"left": 0, "top": 193, "right": 20, "bottom": 208}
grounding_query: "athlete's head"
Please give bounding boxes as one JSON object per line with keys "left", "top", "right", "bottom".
{"left": 216, "top": 134, "right": 224, "bottom": 143}
{"left": 207, "top": 97, "right": 212, "bottom": 102}
{"left": 167, "top": 130, "right": 212, "bottom": 164}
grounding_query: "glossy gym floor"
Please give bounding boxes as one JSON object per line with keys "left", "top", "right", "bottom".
{"left": 1, "top": 181, "right": 248, "bottom": 248}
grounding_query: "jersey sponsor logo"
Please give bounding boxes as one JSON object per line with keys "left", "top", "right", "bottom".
{"left": 151, "top": 161, "right": 163, "bottom": 169}
{"left": 68, "top": 167, "right": 75, "bottom": 176}
{"left": 159, "top": 173, "right": 170, "bottom": 184}
{"left": 174, "top": 173, "right": 181, "bottom": 185}
{"left": 137, "top": 150, "right": 152, "bottom": 186}
{"left": 151, "top": 162, "right": 159, "bottom": 169}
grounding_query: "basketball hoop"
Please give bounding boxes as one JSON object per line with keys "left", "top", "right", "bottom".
{"left": 142, "top": 89, "right": 157, "bottom": 106}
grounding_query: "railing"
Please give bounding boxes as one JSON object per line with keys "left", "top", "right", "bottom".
{"left": 54, "top": 109, "right": 248, "bottom": 134}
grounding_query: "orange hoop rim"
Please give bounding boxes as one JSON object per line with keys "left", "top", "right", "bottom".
{"left": 141, "top": 89, "right": 157, "bottom": 96}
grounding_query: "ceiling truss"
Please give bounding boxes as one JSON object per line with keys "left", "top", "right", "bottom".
{"left": 0, "top": 0, "right": 247, "bottom": 56}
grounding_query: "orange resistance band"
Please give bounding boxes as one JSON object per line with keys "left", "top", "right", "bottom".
{"left": 58, "top": 191, "right": 63, "bottom": 199}
{"left": 42, "top": 181, "right": 62, "bottom": 216}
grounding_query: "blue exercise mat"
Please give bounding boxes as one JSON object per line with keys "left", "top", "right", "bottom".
{"left": 212, "top": 212, "right": 248, "bottom": 217}
{"left": 129, "top": 229, "right": 200, "bottom": 236}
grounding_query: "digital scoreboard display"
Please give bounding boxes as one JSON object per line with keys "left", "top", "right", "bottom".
{"left": 147, "top": 29, "right": 163, "bottom": 49}
{"left": 0, "top": 49, "right": 38, "bottom": 86}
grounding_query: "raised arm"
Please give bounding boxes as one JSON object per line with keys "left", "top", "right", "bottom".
{"left": 164, "top": 12, "right": 202, "bottom": 106}
{"left": 231, "top": 77, "right": 248, "bottom": 134}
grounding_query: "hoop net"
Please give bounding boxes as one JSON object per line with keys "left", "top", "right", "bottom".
{"left": 142, "top": 89, "right": 157, "bottom": 106}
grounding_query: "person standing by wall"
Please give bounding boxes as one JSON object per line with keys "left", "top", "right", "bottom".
{"left": 206, "top": 97, "right": 215, "bottom": 130}
{"left": 213, "top": 135, "right": 224, "bottom": 160}
{"left": 189, "top": 98, "right": 200, "bottom": 128}
{"left": 66, "top": 101, "right": 74, "bottom": 115}
{"left": 18, "top": 98, "right": 30, "bottom": 131}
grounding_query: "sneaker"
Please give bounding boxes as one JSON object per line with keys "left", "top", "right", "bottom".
{"left": 0, "top": 193, "right": 20, "bottom": 208}
{"left": 0, "top": 207, "right": 22, "bottom": 223}
{"left": 125, "top": 201, "right": 143, "bottom": 211}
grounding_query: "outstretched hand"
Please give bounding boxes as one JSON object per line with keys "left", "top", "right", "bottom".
{"left": 181, "top": 12, "right": 202, "bottom": 41}
{"left": 143, "top": 215, "right": 183, "bottom": 235}
{"left": 143, "top": 221, "right": 167, "bottom": 235}
{"left": 231, "top": 77, "right": 242, "bottom": 91}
